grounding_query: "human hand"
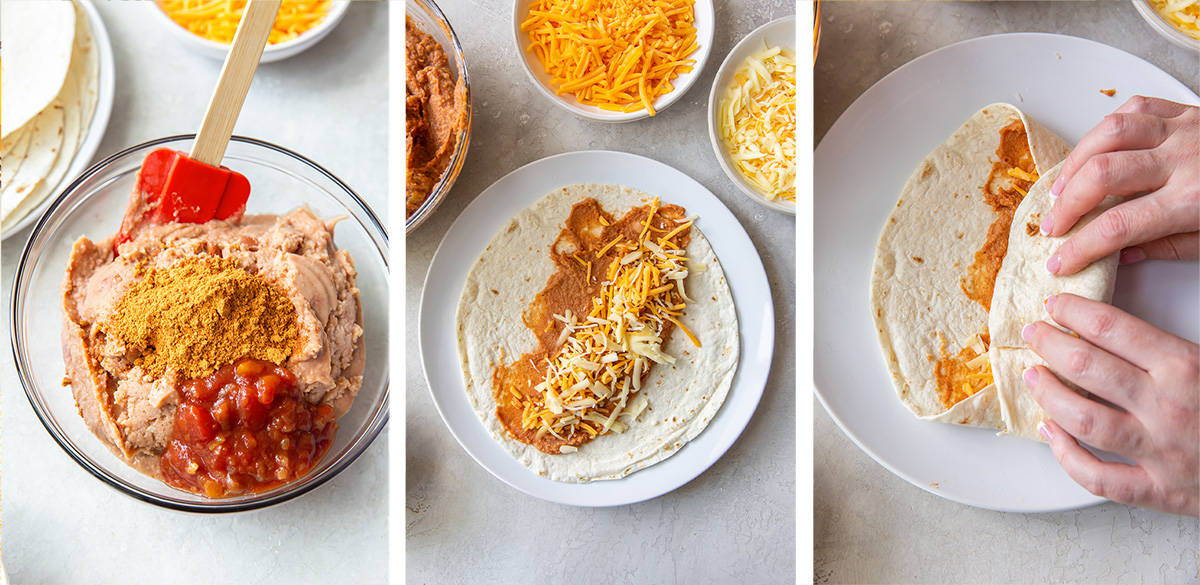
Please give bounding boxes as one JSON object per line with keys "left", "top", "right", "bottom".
{"left": 1021, "top": 293, "right": 1199, "bottom": 516}
{"left": 1042, "top": 96, "right": 1199, "bottom": 276}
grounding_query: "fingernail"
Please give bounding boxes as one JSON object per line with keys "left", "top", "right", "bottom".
{"left": 1046, "top": 254, "right": 1061, "bottom": 274}
{"left": 1023, "top": 367, "right": 1039, "bottom": 387}
{"left": 1038, "top": 421, "right": 1054, "bottom": 441}
{"left": 1044, "top": 294, "right": 1057, "bottom": 313}
{"left": 1120, "top": 247, "right": 1146, "bottom": 264}
{"left": 1050, "top": 176, "right": 1064, "bottom": 197}
{"left": 1040, "top": 212, "right": 1054, "bottom": 235}
{"left": 1022, "top": 323, "right": 1036, "bottom": 342}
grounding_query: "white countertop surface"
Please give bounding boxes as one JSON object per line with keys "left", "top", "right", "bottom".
{"left": 1, "top": 2, "right": 389, "bottom": 584}
{"left": 405, "top": 1, "right": 796, "bottom": 583}
{"left": 815, "top": 3, "right": 1199, "bottom": 584}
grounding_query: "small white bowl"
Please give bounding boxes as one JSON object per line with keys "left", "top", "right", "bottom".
{"left": 1131, "top": 0, "right": 1200, "bottom": 53}
{"left": 148, "top": 1, "right": 351, "bottom": 63}
{"left": 707, "top": 15, "right": 797, "bottom": 215}
{"left": 511, "top": 0, "right": 714, "bottom": 123}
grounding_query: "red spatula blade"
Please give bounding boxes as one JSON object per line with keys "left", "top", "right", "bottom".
{"left": 135, "top": 148, "right": 176, "bottom": 200}
{"left": 154, "top": 155, "right": 230, "bottom": 224}
{"left": 214, "top": 170, "right": 250, "bottom": 221}
{"left": 114, "top": 148, "right": 251, "bottom": 253}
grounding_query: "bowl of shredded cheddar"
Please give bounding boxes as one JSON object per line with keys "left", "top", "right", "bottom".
{"left": 151, "top": 0, "right": 350, "bottom": 63}
{"left": 512, "top": 0, "right": 715, "bottom": 122}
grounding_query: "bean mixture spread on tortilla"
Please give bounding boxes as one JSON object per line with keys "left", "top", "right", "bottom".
{"left": 932, "top": 118, "right": 1039, "bottom": 410}
{"left": 492, "top": 198, "right": 699, "bottom": 454}
{"left": 405, "top": 16, "right": 467, "bottom": 217}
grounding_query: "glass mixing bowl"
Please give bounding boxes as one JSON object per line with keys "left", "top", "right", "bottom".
{"left": 10, "top": 135, "right": 389, "bottom": 512}
{"left": 406, "top": 0, "right": 472, "bottom": 234}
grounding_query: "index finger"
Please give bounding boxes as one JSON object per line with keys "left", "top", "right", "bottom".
{"left": 1046, "top": 149, "right": 1170, "bottom": 240}
{"left": 1046, "top": 293, "right": 1187, "bottom": 374}
{"left": 1054, "top": 112, "right": 1169, "bottom": 196}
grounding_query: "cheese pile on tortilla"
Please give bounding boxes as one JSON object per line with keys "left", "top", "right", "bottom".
{"left": 456, "top": 184, "right": 739, "bottom": 482}
{"left": 871, "top": 103, "right": 1118, "bottom": 440}
{"left": 2, "top": 0, "right": 100, "bottom": 231}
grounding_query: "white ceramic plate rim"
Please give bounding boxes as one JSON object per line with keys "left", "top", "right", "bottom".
{"left": 706, "top": 14, "right": 796, "bottom": 215}
{"left": 509, "top": 0, "right": 715, "bottom": 123}
{"left": 146, "top": 0, "right": 351, "bottom": 62}
{"left": 815, "top": 32, "right": 1200, "bottom": 512}
{"left": 419, "top": 150, "right": 774, "bottom": 506}
{"left": 2, "top": 1, "right": 115, "bottom": 241}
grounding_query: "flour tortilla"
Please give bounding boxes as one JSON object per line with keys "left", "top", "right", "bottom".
{"left": 988, "top": 162, "right": 1119, "bottom": 441}
{"left": 2, "top": 0, "right": 99, "bottom": 229}
{"left": 1, "top": 1, "right": 76, "bottom": 140}
{"left": 2, "top": 104, "right": 65, "bottom": 220}
{"left": 1, "top": 126, "right": 34, "bottom": 185}
{"left": 871, "top": 103, "right": 1071, "bottom": 429}
{"left": 456, "top": 184, "right": 739, "bottom": 482}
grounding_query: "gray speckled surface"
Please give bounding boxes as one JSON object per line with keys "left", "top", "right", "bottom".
{"left": 406, "top": 1, "right": 795, "bottom": 583}
{"left": 1, "top": 3, "right": 387, "bottom": 584}
{"left": 815, "top": 3, "right": 1199, "bottom": 585}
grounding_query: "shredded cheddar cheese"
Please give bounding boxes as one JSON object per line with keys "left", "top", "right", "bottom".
{"left": 1149, "top": 0, "right": 1200, "bottom": 40}
{"left": 157, "top": 0, "right": 332, "bottom": 45}
{"left": 1007, "top": 166, "right": 1039, "bottom": 197}
{"left": 961, "top": 334, "right": 993, "bottom": 398}
{"left": 1006, "top": 167, "right": 1038, "bottom": 183}
{"left": 520, "top": 0, "right": 699, "bottom": 116}
{"left": 517, "top": 201, "right": 700, "bottom": 449}
{"left": 718, "top": 43, "right": 796, "bottom": 202}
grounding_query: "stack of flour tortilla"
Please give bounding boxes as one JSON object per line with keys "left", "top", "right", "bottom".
{"left": 871, "top": 103, "right": 1118, "bottom": 442}
{"left": 2, "top": 0, "right": 100, "bottom": 232}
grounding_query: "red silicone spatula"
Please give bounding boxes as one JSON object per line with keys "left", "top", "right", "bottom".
{"left": 116, "top": 0, "right": 282, "bottom": 249}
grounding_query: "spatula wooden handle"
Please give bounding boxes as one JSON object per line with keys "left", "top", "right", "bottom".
{"left": 189, "top": 0, "right": 281, "bottom": 166}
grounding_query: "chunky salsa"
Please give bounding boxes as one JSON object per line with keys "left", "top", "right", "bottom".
{"left": 160, "top": 358, "right": 336, "bottom": 497}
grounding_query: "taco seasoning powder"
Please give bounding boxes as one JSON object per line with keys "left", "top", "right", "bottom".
{"left": 103, "top": 256, "right": 298, "bottom": 378}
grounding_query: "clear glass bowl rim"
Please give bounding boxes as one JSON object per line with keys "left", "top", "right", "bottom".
{"left": 9, "top": 134, "right": 390, "bottom": 513}
{"left": 405, "top": 0, "right": 473, "bottom": 234}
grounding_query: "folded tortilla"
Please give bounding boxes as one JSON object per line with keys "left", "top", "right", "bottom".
{"left": 871, "top": 104, "right": 1071, "bottom": 430}
{"left": 456, "top": 184, "right": 739, "bottom": 482}
{"left": 988, "top": 162, "right": 1118, "bottom": 441}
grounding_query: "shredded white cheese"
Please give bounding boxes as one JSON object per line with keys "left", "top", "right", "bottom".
{"left": 718, "top": 43, "right": 796, "bottom": 202}
{"left": 514, "top": 200, "right": 701, "bottom": 445}
{"left": 1150, "top": 0, "right": 1200, "bottom": 39}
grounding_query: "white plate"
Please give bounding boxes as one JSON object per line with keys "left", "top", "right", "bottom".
{"left": 707, "top": 15, "right": 796, "bottom": 215}
{"left": 815, "top": 33, "right": 1200, "bottom": 512}
{"left": 3, "top": 1, "right": 114, "bottom": 240}
{"left": 510, "top": 0, "right": 715, "bottom": 123}
{"left": 419, "top": 150, "right": 774, "bottom": 506}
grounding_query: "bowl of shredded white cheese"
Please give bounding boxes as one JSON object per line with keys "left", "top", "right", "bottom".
{"left": 1132, "top": 0, "right": 1200, "bottom": 52}
{"left": 707, "top": 15, "right": 796, "bottom": 215}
